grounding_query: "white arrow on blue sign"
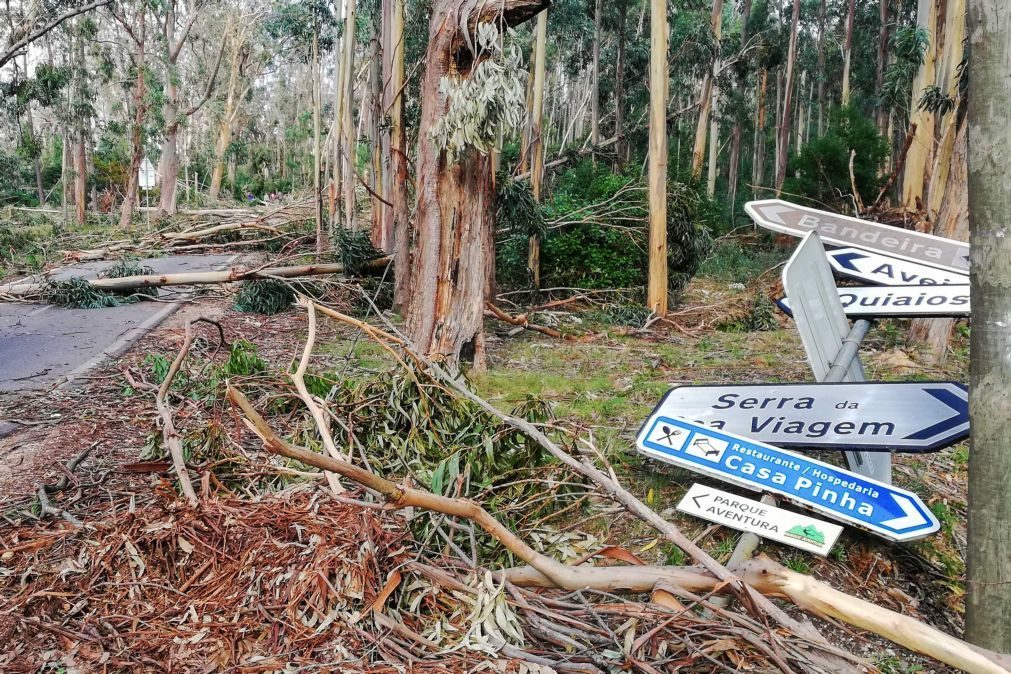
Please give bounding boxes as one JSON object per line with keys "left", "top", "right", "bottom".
{"left": 827, "top": 248, "right": 969, "bottom": 287}
{"left": 778, "top": 284, "right": 970, "bottom": 318}
{"left": 636, "top": 416, "right": 940, "bottom": 541}
{"left": 650, "top": 382, "right": 968, "bottom": 452}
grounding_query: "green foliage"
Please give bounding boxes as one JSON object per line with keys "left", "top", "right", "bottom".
{"left": 880, "top": 26, "right": 930, "bottom": 116}
{"left": 221, "top": 340, "right": 268, "bottom": 377}
{"left": 496, "top": 160, "right": 715, "bottom": 297}
{"left": 42, "top": 261, "right": 156, "bottom": 309}
{"left": 334, "top": 227, "right": 383, "bottom": 275}
{"left": 699, "top": 239, "right": 787, "bottom": 283}
{"left": 495, "top": 171, "right": 544, "bottom": 239}
{"left": 783, "top": 107, "right": 888, "bottom": 209}
{"left": 592, "top": 303, "right": 654, "bottom": 328}
{"left": 719, "top": 294, "right": 778, "bottom": 333}
{"left": 233, "top": 279, "right": 295, "bottom": 315}
{"left": 103, "top": 260, "right": 157, "bottom": 297}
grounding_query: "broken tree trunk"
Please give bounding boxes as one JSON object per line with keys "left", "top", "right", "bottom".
{"left": 396, "top": 0, "right": 548, "bottom": 367}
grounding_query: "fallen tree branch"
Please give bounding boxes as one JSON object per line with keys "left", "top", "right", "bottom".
{"left": 485, "top": 302, "right": 573, "bottom": 340}
{"left": 1, "top": 258, "right": 391, "bottom": 297}
{"left": 289, "top": 297, "right": 346, "bottom": 495}
{"left": 157, "top": 318, "right": 225, "bottom": 505}
{"left": 160, "top": 222, "right": 282, "bottom": 241}
{"left": 873, "top": 122, "right": 918, "bottom": 210}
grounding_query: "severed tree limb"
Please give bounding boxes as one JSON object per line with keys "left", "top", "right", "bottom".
{"left": 303, "top": 302, "right": 860, "bottom": 671}
{"left": 156, "top": 318, "right": 224, "bottom": 505}
{"left": 485, "top": 302, "right": 573, "bottom": 340}
{"left": 289, "top": 297, "right": 346, "bottom": 495}
{"left": 160, "top": 222, "right": 282, "bottom": 241}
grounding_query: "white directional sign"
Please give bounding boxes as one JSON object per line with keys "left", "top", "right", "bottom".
{"left": 746, "top": 199, "right": 970, "bottom": 274}
{"left": 139, "top": 157, "right": 157, "bottom": 191}
{"left": 827, "top": 248, "right": 968, "bottom": 287}
{"left": 778, "top": 284, "right": 970, "bottom": 318}
{"left": 637, "top": 416, "right": 940, "bottom": 541}
{"left": 650, "top": 382, "right": 969, "bottom": 452}
{"left": 677, "top": 484, "right": 842, "bottom": 555}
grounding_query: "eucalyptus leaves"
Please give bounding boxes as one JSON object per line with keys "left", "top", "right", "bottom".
{"left": 430, "top": 22, "right": 526, "bottom": 162}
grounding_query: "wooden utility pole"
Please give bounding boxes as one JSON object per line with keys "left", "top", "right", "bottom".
{"left": 966, "top": 0, "right": 1011, "bottom": 652}
{"left": 528, "top": 10, "right": 548, "bottom": 289}
{"left": 647, "top": 0, "right": 667, "bottom": 316}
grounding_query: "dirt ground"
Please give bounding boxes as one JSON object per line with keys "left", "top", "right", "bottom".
{"left": 0, "top": 270, "right": 971, "bottom": 673}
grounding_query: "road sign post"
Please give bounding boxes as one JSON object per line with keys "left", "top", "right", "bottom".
{"left": 677, "top": 484, "right": 843, "bottom": 555}
{"left": 746, "top": 199, "right": 969, "bottom": 274}
{"left": 636, "top": 416, "right": 940, "bottom": 541}
{"left": 781, "top": 232, "right": 890, "bottom": 482}
{"left": 647, "top": 382, "right": 969, "bottom": 452}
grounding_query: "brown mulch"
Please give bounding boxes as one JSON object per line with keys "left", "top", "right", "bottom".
{"left": 0, "top": 487, "right": 431, "bottom": 672}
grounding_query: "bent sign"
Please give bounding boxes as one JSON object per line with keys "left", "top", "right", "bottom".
{"left": 745, "top": 199, "right": 970, "bottom": 274}
{"left": 636, "top": 416, "right": 940, "bottom": 541}
{"left": 827, "top": 248, "right": 968, "bottom": 287}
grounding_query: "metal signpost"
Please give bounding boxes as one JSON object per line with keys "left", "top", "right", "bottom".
{"left": 648, "top": 382, "right": 968, "bottom": 452}
{"left": 636, "top": 416, "right": 940, "bottom": 542}
{"left": 746, "top": 199, "right": 970, "bottom": 274}
{"left": 139, "top": 157, "right": 156, "bottom": 229}
{"left": 677, "top": 484, "right": 842, "bottom": 555}
{"left": 780, "top": 232, "right": 890, "bottom": 482}
{"left": 777, "top": 284, "right": 971, "bottom": 319}
{"left": 827, "top": 248, "right": 969, "bottom": 286}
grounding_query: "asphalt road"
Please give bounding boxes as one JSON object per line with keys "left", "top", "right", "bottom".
{"left": 0, "top": 254, "right": 236, "bottom": 436}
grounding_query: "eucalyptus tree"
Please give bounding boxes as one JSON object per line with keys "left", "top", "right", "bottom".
{"left": 265, "top": 0, "right": 339, "bottom": 252}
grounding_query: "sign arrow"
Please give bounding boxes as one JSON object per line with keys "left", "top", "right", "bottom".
{"left": 879, "top": 494, "right": 930, "bottom": 531}
{"left": 646, "top": 382, "right": 969, "bottom": 453}
{"left": 759, "top": 204, "right": 792, "bottom": 225}
{"left": 831, "top": 250, "right": 868, "bottom": 272}
{"left": 691, "top": 492, "right": 709, "bottom": 509}
{"left": 638, "top": 416, "right": 940, "bottom": 541}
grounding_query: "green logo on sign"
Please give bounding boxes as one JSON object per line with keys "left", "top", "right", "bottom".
{"left": 786, "top": 524, "right": 826, "bottom": 546}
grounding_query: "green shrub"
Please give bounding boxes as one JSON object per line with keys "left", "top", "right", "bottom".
{"left": 783, "top": 106, "right": 888, "bottom": 209}
{"left": 221, "top": 340, "right": 267, "bottom": 377}
{"left": 233, "top": 279, "right": 294, "bottom": 314}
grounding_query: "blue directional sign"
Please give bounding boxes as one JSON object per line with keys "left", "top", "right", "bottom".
{"left": 827, "top": 248, "right": 968, "bottom": 287}
{"left": 636, "top": 416, "right": 940, "bottom": 541}
{"left": 650, "top": 382, "right": 968, "bottom": 453}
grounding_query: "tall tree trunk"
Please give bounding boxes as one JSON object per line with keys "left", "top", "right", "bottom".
{"left": 614, "top": 1, "right": 627, "bottom": 167}
{"left": 726, "top": 0, "right": 752, "bottom": 210}
{"left": 901, "top": 0, "right": 939, "bottom": 208}
{"left": 875, "top": 0, "right": 891, "bottom": 134}
{"left": 210, "top": 21, "right": 245, "bottom": 200}
{"left": 690, "top": 0, "right": 724, "bottom": 181}
{"left": 341, "top": 0, "right": 359, "bottom": 232}
{"left": 753, "top": 68, "right": 767, "bottom": 192}
{"left": 398, "top": 0, "right": 548, "bottom": 367}
{"left": 369, "top": 33, "right": 386, "bottom": 249}
{"left": 312, "top": 26, "right": 324, "bottom": 254}
{"left": 389, "top": 0, "right": 409, "bottom": 306}
{"left": 73, "top": 33, "right": 87, "bottom": 225}
{"left": 816, "top": 0, "right": 826, "bottom": 136}
{"left": 527, "top": 10, "right": 547, "bottom": 289}
{"left": 841, "top": 0, "right": 855, "bottom": 106}
{"left": 647, "top": 0, "right": 667, "bottom": 315}
{"left": 119, "top": 8, "right": 146, "bottom": 229}
{"left": 775, "top": 0, "right": 801, "bottom": 193}
{"left": 966, "top": 0, "right": 1011, "bottom": 651}
{"left": 591, "top": 0, "right": 601, "bottom": 147}
{"left": 158, "top": 0, "right": 179, "bottom": 215}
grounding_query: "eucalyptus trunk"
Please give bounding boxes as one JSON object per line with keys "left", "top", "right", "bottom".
{"left": 966, "top": 0, "right": 1011, "bottom": 651}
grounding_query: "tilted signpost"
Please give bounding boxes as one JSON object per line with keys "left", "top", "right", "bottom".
{"left": 827, "top": 248, "right": 969, "bottom": 287}
{"left": 637, "top": 416, "right": 940, "bottom": 542}
{"left": 745, "top": 199, "right": 970, "bottom": 274}
{"left": 780, "top": 232, "right": 890, "bottom": 482}
{"left": 676, "top": 483, "right": 843, "bottom": 555}
{"left": 648, "top": 382, "right": 968, "bottom": 452}
{"left": 777, "top": 284, "right": 971, "bottom": 319}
